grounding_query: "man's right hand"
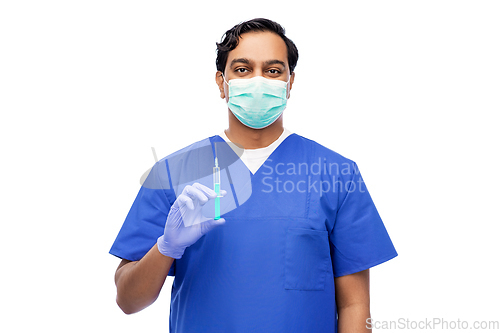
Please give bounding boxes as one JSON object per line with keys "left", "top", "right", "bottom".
{"left": 157, "top": 182, "right": 226, "bottom": 259}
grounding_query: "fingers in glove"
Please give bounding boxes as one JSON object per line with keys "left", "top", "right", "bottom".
{"left": 184, "top": 184, "right": 211, "bottom": 205}
{"left": 199, "top": 218, "right": 226, "bottom": 235}
{"left": 192, "top": 182, "right": 228, "bottom": 200}
{"left": 192, "top": 182, "right": 217, "bottom": 201}
{"left": 176, "top": 194, "right": 194, "bottom": 210}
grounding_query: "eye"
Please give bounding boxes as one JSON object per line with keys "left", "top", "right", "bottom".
{"left": 268, "top": 69, "right": 281, "bottom": 74}
{"left": 235, "top": 68, "right": 249, "bottom": 73}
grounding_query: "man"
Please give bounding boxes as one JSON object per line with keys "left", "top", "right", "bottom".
{"left": 110, "top": 18, "right": 397, "bottom": 333}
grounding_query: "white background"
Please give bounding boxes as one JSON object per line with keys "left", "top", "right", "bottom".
{"left": 1, "top": 1, "right": 499, "bottom": 332}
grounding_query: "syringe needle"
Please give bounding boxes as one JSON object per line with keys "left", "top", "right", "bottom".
{"left": 214, "top": 157, "right": 221, "bottom": 220}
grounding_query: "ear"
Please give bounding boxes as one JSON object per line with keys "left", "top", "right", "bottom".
{"left": 287, "top": 72, "right": 295, "bottom": 99}
{"left": 215, "top": 71, "right": 225, "bottom": 99}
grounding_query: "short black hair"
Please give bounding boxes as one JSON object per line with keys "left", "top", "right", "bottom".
{"left": 216, "top": 18, "right": 299, "bottom": 75}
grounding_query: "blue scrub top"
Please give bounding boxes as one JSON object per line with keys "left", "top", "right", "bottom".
{"left": 110, "top": 134, "right": 397, "bottom": 333}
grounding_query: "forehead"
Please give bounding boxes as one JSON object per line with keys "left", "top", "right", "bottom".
{"left": 226, "top": 31, "right": 288, "bottom": 67}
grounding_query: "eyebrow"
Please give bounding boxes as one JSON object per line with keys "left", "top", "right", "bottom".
{"left": 264, "top": 59, "right": 286, "bottom": 68}
{"left": 230, "top": 58, "right": 252, "bottom": 68}
{"left": 229, "top": 58, "right": 286, "bottom": 69}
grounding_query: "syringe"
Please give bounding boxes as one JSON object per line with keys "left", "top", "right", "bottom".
{"left": 214, "top": 157, "right": 221, "bottom": 220}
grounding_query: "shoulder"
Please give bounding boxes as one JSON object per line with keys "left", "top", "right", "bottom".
{"left": 290, "top": 133, "right": 356, "bottom": 166}
{"left": 142, "top": 136, "right": 215, "bottom": 190}
{"left": 158, "top": 136, "right": 215, "bottom": 164}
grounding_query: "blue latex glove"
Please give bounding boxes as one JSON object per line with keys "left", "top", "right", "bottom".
{"left": 157, "top": 182, "right": 226, "bottom": 259}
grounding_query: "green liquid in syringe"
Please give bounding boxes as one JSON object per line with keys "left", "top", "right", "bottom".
{"left": 214, "top": 183, "right": 220, "bottom": 220}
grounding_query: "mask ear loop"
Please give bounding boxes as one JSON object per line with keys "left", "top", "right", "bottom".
{"left": 221, "top": 73, "right": 230, "bottom": 103}
{"left": 221, "top": 73, "right": 229, "bottom": 86}
{"left": 286, "top": 72, "right": 294, "bottom": 86}
{"left": 285, "top": 73, "right": 293, "bottom": 98}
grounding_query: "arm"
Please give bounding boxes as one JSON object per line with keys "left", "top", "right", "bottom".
{"left": 114, "top": 183, "right": 225, "bottom": 315}
{"left": 335, "top": 269, "right": 371, "bottom": 333}
{"left": 114, "top": 244, "right": 174, "bottom": 314}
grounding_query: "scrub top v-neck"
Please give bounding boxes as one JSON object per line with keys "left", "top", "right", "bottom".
{"left": 110, "top": 132, "right": 397, "bottom": 333}
{"left": 218, "top": 127, "right": 293, "bottom": 175}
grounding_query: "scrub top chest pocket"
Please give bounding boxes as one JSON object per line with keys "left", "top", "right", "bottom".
{"left": 284, "top": 228, "right": 331, "bottom": 291}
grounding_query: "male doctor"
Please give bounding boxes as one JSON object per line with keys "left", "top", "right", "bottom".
{"left": 110, "top": 18, "right": 397, "bottom": 333}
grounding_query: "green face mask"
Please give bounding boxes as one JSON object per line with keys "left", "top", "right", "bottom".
{"left": 224, "top": 75, "right": 289, "bottom": 129}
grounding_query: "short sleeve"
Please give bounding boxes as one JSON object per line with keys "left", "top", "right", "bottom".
{"left": 329, "top": 162, "right": 397, "bottom": 277}
{"left": 109, "top": 161, "right": 177, "bottom": 276}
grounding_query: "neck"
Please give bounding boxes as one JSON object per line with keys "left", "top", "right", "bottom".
{"left": 225, "top": 111, "right": 284, "bottom": 149}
